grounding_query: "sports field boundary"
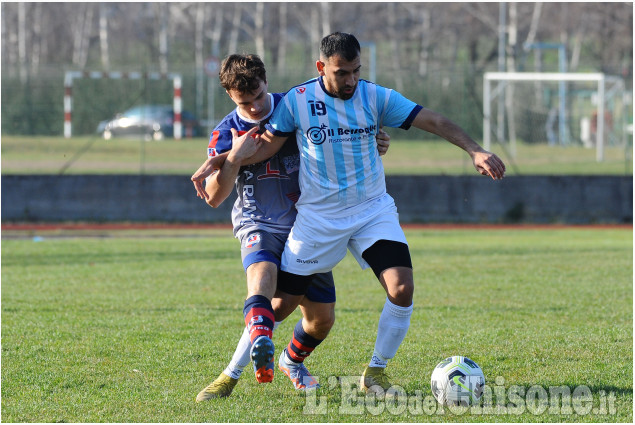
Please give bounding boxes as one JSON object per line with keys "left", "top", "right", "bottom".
{"left": 2, "top": 175, "right": 632, "bottom": 224}
{"left": 1, "top": 221, "right": 631, "bottom": 234}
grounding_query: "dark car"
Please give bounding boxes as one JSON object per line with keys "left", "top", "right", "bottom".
{"left": 96, "top": 104, "right": 201, "bottom": 140}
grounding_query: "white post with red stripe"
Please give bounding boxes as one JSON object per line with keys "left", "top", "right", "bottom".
{"left": 63, "top": 71, "right": 183, "bottom": 139}
{"left": 64, "top": 71, "right": 82, "bottom": 138}
{"left": 173, "top": 75, "right": 182, "bottom": 140}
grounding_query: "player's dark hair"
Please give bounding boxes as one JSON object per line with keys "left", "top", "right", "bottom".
{"left": 219, "top": 54, "right": 267, "bottom": 93}
{"left": 320, "top": 32, "right": 361, "bottom": 61}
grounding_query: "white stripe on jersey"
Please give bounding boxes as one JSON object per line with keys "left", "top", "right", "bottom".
{"left": 273, "top": 78, "right": 418, "bottom": 218}
{"left": 295, "top": 83, "right": 330, "bottom": 201}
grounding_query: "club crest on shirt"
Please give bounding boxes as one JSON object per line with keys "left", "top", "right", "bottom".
{"left": 245, "top": 233, "right": 261, "bottom": 249}
{"left": 208, "top": 130, "right": 220, "bottom": 157}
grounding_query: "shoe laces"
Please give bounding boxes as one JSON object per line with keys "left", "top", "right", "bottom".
{"left": 206, "top": 380, "right": 225, "bottom": 391}
{"left": 290, "top": 363, "right": 317, "bottom": 384}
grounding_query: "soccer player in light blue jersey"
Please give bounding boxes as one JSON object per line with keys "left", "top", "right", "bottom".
{"left": 198, "top": 33, "right": 506, "bottom": 396}
{"left": 192, "top": 54, "right": 392, "bottom": 400}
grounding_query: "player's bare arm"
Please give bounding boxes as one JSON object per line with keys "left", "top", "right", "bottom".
{"left": 411, "top": 108, "right": 506, "bottom": 180}
{"left": 193, "top": 127, "right": 388, "bottom": 205}
{"left": 202, "top": 157, "right": 241, "bottom": 207}
{"left": 238, "top": 129, "right": 287, "bottom": 165}
{"left": 236, "top": 127, "right": 389, "bottom": 164}
{"left": 192, "top": 126, "right": 263, "bottom": 206}
{"left": 191, "top": 151, "right": 230, "bottom": 200}
{"left": 190, "top": 126, "right": 263, "bottom": 202}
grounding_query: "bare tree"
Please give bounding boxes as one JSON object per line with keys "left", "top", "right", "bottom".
{"left": 99, "top": 3, "right": 110, "bottom": 70}
{"left": 195, "top": 2, "right": 206, "bottom": 117}
{"left": 463, "top": 2, "right": 499, "bottom": 32}
{"left": 276, "top": 2, "right": 288, "bottom": 74}
{"left": 524, "top": 2, "right": 543, "bottom": 48}
{"left": 387, "top": 3, "right": 404, "bottom": 92}
{"left": 505, "top": 2, "right": 518, "bottom": 154}
{"left": 242, "top": 2, "right": 265, "bottom": 60}
{"left": 18, "top": 1, "right": 26, "bottom": 81}
{"left": 418, "top": 7, "right": 431, "bottom": 77}
{"left": 1, "top": 4, "right": 11, "bottom": 71}
{"left": 320, "top": 3, "right": 330, "bottom": 38}
{"left": 228, "top": 3, "right": 243, "bottom": 56}
{"left": 207, "top": 3, "right": 224, "bottom": 58}
{"left": 309, "top": 5, "right": 320, "bottom": 72}
{"left": 71, "top": 3, "right": 95, "bottom": 70}
{"left": 30, "top": 3, "right": 43, "bottom": 75}
{"left": 0, "top": 2, "right": 631, "bottom": 88}
{"left": 255, "top": 2, "right": 265, "bottom": 59}
{"left": 158, "top": 3, "right": 169, "bottom": 73}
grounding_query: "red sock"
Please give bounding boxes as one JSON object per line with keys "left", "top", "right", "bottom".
{"left": 243, "top": 295, "right": 275, "bottom": 344}
{"left": 285, "top": 320, "right": 323, "bottom": 363}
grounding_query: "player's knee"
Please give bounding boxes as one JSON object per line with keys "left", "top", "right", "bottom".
{"left": 315, "top": 310, "right": 335, "bottom": 331}
{"left": 305, "top": 316, "right": 334, "bottom": 339}
{"left": 303, "top": 305, "right": 335, "bottom": 338}
{"left": 387, "top": 280, "right": 414, "bottom": 306}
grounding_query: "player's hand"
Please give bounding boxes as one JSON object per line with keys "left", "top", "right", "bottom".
{"left": 228, "top": 127, "right": 262, "bottom": 163}
{"left": 471, "top": 150, "right": 506, "bottom": 180}
{"left": 191, "top": 155, "right": 223, "bottom": 200}
{"left": 376, "top": 128, "right": 391, "bottom": 156}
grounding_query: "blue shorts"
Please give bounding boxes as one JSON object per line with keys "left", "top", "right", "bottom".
{"left": 239, "top": 230, "right": 335, "bottom": 303}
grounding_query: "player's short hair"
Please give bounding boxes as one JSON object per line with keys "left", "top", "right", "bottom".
{"left": 219, "top": 54, "right": 267, "bottom": 94}
{"left": 320, "top": 32, "right": 361, "bottom": 61}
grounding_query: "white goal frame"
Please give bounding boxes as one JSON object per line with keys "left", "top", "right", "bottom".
{"left": 64, "top": 71, "right": 183, "bottom": 139}
{"left": 483, "top": 72, "right": 624, "bottom": 162}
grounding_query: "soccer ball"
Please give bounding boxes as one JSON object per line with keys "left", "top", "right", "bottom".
{"left": 430, "top": 356, "right": 485, "bottom": 407}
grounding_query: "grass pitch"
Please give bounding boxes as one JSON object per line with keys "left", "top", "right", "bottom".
{"left": 1, "top": 227, "right": 632, "bottom": 422}
{"left": 1, "top": 135, "right": 632, "bottom": 176}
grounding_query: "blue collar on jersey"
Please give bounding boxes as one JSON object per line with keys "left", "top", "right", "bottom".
{"left": 318, "top": 76, "right": 340, "bottom": 99}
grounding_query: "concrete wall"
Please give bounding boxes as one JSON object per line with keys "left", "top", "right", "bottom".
{"left": 1, "top": 175, "right": 632, "bottom": 224}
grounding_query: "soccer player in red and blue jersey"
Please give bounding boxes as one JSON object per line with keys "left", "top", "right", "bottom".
{"left": 192, "top": 54, "right": 391, "bottom": 400}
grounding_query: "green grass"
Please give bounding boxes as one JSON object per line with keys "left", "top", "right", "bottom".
{"left": 1, "top": 228, "right": 632, "bottom": 422}
{"left": 1, "top": 135, "right": 632, "bottom": 175}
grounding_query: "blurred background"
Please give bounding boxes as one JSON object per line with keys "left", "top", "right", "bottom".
{"left": 1, "top": 2, "right": 633, "bottom": 223}
{"left": 1, "top": 2, "right": 631, "bottom": 140}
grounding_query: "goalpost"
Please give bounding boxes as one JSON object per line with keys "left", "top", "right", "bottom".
{"left": 483, "top": 72, "right": 627, "bottom": 162}
{"left": 64, "top": 71, "right": 183, "bottom": 139}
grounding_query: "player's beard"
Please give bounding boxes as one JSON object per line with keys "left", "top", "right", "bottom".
{"left": 338, "top": 84, "right": 357, "bottom": 100}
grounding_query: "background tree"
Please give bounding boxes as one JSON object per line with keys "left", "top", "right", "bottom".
{"left": 1, "top": 2, "right": 631, "bottom": 136}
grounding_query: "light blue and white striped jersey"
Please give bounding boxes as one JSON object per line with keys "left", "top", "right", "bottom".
{"left": 265, "top": 77, "right": 422, "bottom": 217}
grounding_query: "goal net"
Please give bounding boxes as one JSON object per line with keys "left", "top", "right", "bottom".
{"left": 483, "top": 72, "right": 629, "bottom": 162}
{"left": 64, "top": 71, "right": 183, "bottom": 139}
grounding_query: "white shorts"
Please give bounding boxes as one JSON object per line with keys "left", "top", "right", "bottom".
{"left": 281, "top": 193, "right": 408, "bottom": 275}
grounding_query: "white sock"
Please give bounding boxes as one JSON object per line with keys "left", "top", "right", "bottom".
{"left": 369, "top": 298, "right": 413, "bottom": 368}
{"left": 281, "top": 347, "right": 299, "bottom": 366}
{"left": 223, "top": 321, "right": 283, "bottom": 379}
{"left": 223, "top": 327, "right": 251, "bottom": 379}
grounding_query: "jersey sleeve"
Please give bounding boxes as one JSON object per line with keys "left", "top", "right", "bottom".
{"left": 379, "top": 87, "right": 423, "bottom": 130}
{"left": 264, "top": 95, "right": 297, "bottom": 137}
{"left": 206, "top": 129, "right": 233, "bottom": 157}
